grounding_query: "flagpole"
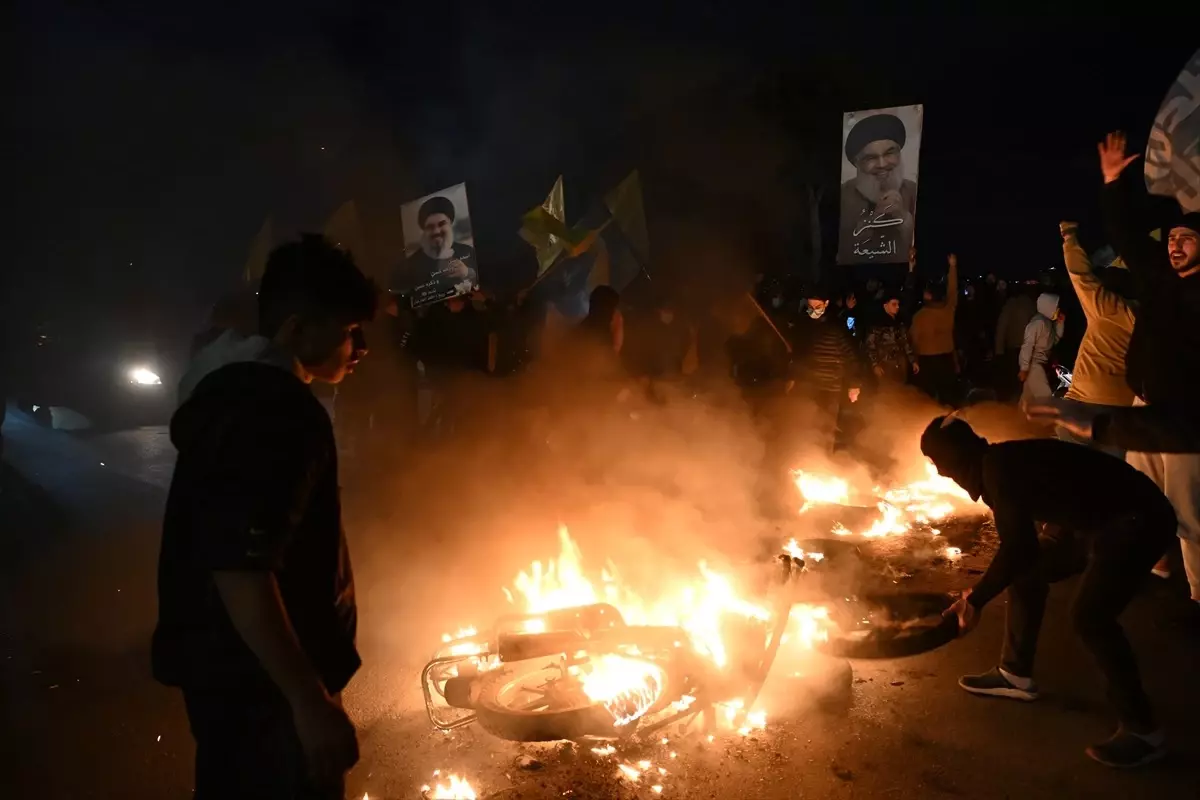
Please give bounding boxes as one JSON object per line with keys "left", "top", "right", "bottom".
{"left": 744, "top": 291, "right": 793, "bottom": 353}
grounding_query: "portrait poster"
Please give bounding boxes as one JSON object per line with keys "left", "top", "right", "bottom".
{"left": 837, "top": 104, "right": 923, "bottom": 265}
{"left": 390, "top": 182, "right": 480, "bottom": 308}
{"left": 1145, "top": 49, "right": 1200, "bottom": 213}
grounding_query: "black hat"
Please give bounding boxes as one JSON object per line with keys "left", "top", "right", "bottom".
{"left": 845, "top": 113, "right": 907, "bottom": 163}
{"left": 919, "top": 415, "right": 988, "bottom": 500}
{"left": 418, "top": 195, "right": 456, "bottom": 227}
{"left": 1172, "top": 211, "right": 1200, "bottom": 237}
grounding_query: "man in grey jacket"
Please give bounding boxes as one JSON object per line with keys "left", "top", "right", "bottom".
{"left": 1018, "top": 293, "right": 1065, "bottom": 404}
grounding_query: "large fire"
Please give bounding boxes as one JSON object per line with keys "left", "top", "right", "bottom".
{"left": 445, "top": 526, "right": 830, "bottom": 738}
{"left": 792, "top": 462, "right": 983, "bottom": 536}
{"left": 503, "top": 526, "right": 773, "bottom": 670}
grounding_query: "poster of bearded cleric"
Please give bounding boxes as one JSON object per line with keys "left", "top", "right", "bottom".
{"left": 390, "top": 183, "right": 480, "bottom": 307}
{"left": 837, "top": 105, "right": 924, "bottom": 265}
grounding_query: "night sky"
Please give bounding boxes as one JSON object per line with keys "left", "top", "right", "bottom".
{"left": 9, "top": 2, "right": 1194, "bottom": 345}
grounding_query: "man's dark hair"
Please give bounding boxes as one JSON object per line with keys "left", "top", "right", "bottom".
{"left": 258, "top": 234, "right": 378, "bottom": 338}
{"left": 418, "top": 195, "right": 456, "bottom": 227}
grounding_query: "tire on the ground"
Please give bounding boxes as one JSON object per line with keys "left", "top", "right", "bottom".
{"left": 817, "top": 592, "right": 959, "bottom": 659}
{"left": 473, "top": 667, "right": 621, "bottom": 742}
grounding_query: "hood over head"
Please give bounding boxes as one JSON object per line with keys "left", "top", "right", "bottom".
{"left": 920, "top": 415, "right": 989, "bottom": 501}
{"left": 1035, "top": 292, "right": 1060, "bottom": 318}
{"left": 176, "top": 328, "right": 295, "bottom": 405}
{"left": 170, "top": 329, "right": 310, "bottom": 457}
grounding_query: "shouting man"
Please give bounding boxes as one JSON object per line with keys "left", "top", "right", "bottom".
{"left": 154, "top": 235, "right": 376, "bottom": 797}
{"left": 924, "top": 415, "right": 1175, "bottom": 768}
{"left": 1099, "top": 131, "right": 1200, "bottom": 606}
{"left": 839, "top": 112, "right": 918, "bottom": 262}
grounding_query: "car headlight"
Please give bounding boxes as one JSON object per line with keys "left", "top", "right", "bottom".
{"left": 129, "top": 366, "right": 163, "bottom": 386}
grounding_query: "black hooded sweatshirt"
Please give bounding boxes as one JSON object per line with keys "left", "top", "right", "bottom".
{"left": 1101, "top": 178, "right": 1200, "bottom": 408}
{"left": 920, "top": 418, "right": 1174, "bottom": 609}
{"left": 152, "top": 355, "right": 359, "bottom": 694}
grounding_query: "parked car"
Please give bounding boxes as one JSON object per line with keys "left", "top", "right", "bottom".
{"left": 10, "top": 321, "right": 176, "bottom": 430}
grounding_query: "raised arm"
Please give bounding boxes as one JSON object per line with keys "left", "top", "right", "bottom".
{"left": 945, "top": 253, "right": 959, "bottom": 314}
{"left": 1098, "top": 131, "right": 1171, "bottom": 287}
{"left": 1060, "top": 222, "right": 1129, "bottom": 321}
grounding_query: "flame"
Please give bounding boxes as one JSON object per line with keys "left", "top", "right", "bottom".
{"left": 795, "top": 463, "right": 984, "bottom": 538}
{"left": 782, "top": 538, "right": 824, "bottom": 562}
{"left": 792, "top": 471, "right": 850, "bottom": 512}
{"left": 576, "top": 655, "right": 665, "bottom": 727}
{"left": 788, "top": 604, "right": 831, "bottom": 649}
{"left": 507, "top": 526, "right": 772, "bottom": 670}
{"left": 422, "top": 774, "right": 477, "bottom": 799}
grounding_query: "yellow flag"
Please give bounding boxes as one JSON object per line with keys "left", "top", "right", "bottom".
{"left": 519, "top": 176, "right": 567, "bottom": 275}
{"left": 243, "top": 216, "right": 273, "bottom": 285}
{"left": 603, "top": 170, "right": 649, "bottom": 266}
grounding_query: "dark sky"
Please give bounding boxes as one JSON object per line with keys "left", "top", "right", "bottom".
{"left": 9, "top": 2, "right": 1195, "bottom": 339}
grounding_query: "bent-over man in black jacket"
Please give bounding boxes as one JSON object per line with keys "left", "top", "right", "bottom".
{"left": 923, "top": 415, "right": 1175, "bottom": 769}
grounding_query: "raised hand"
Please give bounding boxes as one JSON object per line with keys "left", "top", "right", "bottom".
{"left": 1098, "top": 131, "right": 1140, "bottom": 184}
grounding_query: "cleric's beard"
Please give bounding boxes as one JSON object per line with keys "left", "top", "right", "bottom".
{"left": 854, "top": 159, "right": 904, "bottom": 204}
{"left": 422, "top": 237, "right": 453, "bottom": 259}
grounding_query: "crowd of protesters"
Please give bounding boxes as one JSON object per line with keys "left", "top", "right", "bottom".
{"left": 137, "top": 123, "right": 1200, "bottom": 795}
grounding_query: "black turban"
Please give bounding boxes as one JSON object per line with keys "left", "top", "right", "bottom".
{"left": 418, "top": 195, "right": 456, "bottom": 227}
{"left": 845, "top": 113, "right": 907, "bottom": 164}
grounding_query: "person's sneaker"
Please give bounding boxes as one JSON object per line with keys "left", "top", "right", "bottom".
{"left": 1085, "top": 727, "right": 1166, "bottom": 768}
{"left": 958, "top": 667, "right": 1039, "bottom": 701}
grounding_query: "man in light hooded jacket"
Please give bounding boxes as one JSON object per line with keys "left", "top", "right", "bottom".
{"left": 1057, "top": 222, "right": 1135, "bottom": 455}
{"left": 1018, "top": 292, "right": 1065, "bottom": 403}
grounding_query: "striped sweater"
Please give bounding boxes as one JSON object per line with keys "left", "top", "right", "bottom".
{"left": 789, "top": 313, "right": 862, "bottom": 394}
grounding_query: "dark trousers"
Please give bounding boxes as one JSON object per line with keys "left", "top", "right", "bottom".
{"left": 183, "top": 687, "right": 344, "bottom": 800}
{"left": 1000, "top": 513, "right": 1174, "bottom": 731}
{"left": 916, "top": 353, "right": 958, "bottom": 406}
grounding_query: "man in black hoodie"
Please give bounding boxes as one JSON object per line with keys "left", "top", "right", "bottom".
{"left": 788, "top": 287, "right": 862, "bottom": 437}
{"left": 153, "top": 235, "right": 376, "bottom": 798}
{"left": 922, "top": 415, "right": 1175, "bottom": 768}
{"left": 1099, "top": 130, "right": 1200, "bottom": 606}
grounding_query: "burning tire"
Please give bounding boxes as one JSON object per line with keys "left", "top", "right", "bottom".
{"left": 473, "top": 656, "right": 670, "bottom": 742}
{"left": 816, "top": 592, "right": 959, "bottom": 659}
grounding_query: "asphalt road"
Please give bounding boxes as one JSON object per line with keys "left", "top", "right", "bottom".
{"left": 2, "top": 403, "right": 1199, "bottom": 800}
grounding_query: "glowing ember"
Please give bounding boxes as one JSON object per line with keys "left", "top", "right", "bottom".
{"left": 944, "top": 547, "right": 962, "bottom": 559}
{"left": 618, "top": 763, "right": 641, "bottom": 781}
{"left": 422, "top": 774, "right": 477, "bottom": 799}
{"left": 792, "top": 471, "right": 851, "bottom": 512}
{"left": 576, "top": 654, "right": 665, "bottom": 727}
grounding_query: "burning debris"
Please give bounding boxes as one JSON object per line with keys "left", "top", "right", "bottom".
{"left": 420, "top": 771, "right": 478, "bottom": 799}
{"left": 424, "top": 526, "right": 840, "bottom": 748}
{"left": 791, "top": 463, "right": 985, "bottom": 537}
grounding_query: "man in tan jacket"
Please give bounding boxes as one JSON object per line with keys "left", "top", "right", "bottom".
{"left": 909, "top": 252, "right": 959, "bottom": 405}
{"left": 1058, "top": 222, "right": 1135, "bottom": 456}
